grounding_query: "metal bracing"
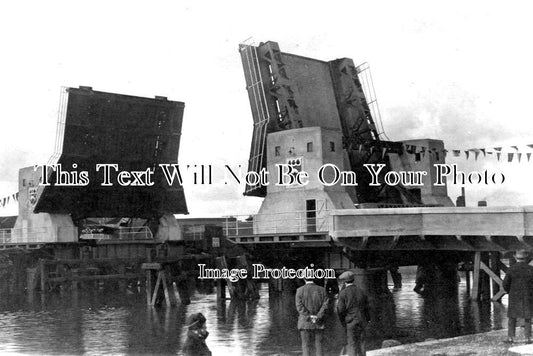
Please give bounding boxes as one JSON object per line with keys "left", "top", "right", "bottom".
{"left": 239, "top": 43, "right": 270, "bottom": 195}
{"left": 355, "top": 62, "right": 389, "bottom": 141}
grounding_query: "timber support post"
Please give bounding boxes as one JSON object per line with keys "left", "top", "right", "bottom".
{"left": 141, "top": 262, "right": 177, "bottom": 307}
{"left": 39, "top": 259, "right": 47, "bottom": 293}
{"left": 470, "top": 251, "right": 507, "bottom": 302}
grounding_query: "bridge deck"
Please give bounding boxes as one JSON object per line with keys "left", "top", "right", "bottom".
{"left": 331, "top": 206, "right": 533, "bottom": 251}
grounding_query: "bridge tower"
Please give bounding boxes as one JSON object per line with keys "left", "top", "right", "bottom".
{"left": 13, "top": 87, "right": 188, "bottom": 243}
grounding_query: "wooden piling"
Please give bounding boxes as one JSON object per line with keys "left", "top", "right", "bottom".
{"left": 472, "top": 252, "right": 480, "bottom": 300}
{"left": 465, "top": 270, "right": 470, "bottom": 296}
{"left": 480, "top": 253, "right": 491, "bottom": 301}
{"left": 26, "top": 267, "right": 38, "bottom": 292}
{"left": 489, "top": 252, "right": 501, "bottom": 299}
{"left": 39, "top": 259, "right": 47, "bottom": 292}
{"left": 145, "top": 270, "right": 152, "bottom": 306}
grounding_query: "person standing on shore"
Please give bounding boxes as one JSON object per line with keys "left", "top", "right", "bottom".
{"left": 337, "top": 271, "right": 371, "bottom": 356}
{"left": 295, "top": 278, "right": 330, "bottom": 356}
{"left": 502, "top": 250, "right": 533, "bottom": 344}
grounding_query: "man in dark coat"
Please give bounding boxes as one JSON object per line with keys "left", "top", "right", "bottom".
{"left": 337, "top": 271, "right": 371, "bottom": 356}
{"left": 295, "top": 278, "right": 330, "bottom": 356}
{"left": 502, "top": 250, "right": 533, "bottom": 344}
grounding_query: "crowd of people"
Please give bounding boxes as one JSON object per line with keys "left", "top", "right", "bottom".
{"left": 180, "top": 249, "right": 533, "bottom": 355}
{"left": 295, "top": 271, "right": 370, "bottom": 356}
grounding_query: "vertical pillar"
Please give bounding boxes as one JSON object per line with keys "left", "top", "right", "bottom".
{"left": 472, "top": 252, "right": 481, "bottom": 300}
{"left": 118, "top": 265, "right": 126, "bottom": 290}
{"left": 490, "top": 252, "right": 501, "bottom": 299}
{"left": 465, "top": 270, "right": 470, "bottom": 296}
{"left": 145, "top": 270, "right": 152, "bottom": 306}
{"left": 480, "top": 253, "right": 491, "bottom": 301}
{"left": 71, "top": 269, "right": 79, "bottom": 290}
{"left": 27, "top": 267, "right": 38, "bottom": 292}
{"left": 217, "top": 279, "right": 226, "bottom": 299}
{"left": 39, "top": 259, "right": 47, "bottom": 293}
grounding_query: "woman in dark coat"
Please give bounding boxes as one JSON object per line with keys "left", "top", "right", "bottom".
{"left": 502, "top": 250, "right": 533, "bottom": 344}
{"left": 182, "top": 313, "right": 212, "bottom": 356}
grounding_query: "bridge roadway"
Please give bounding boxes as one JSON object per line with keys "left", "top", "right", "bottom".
{"left": 226, "top": 206, "right": 533, "bottom": 252}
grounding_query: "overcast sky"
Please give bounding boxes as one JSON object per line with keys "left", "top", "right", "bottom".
{"left": 1, "top": 0, "right": 532, "bottom": 217}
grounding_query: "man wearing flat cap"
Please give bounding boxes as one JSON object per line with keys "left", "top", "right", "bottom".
{"left": 503, "top": 249, "right": 533, "bottom": 344}
{"left": 295, "top": 278, "right": 330, "bottom": 356}
{"left": 337, "top": 270, "right": 371, "bottom": 356}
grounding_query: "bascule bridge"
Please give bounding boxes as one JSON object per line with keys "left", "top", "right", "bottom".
{"left": 11, "top": 86, "right": 188, "bottom": 256}
{"left": 229, "top": 40, "right": 533, "bottom": 302}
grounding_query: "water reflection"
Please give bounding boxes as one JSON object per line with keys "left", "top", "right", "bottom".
{"left": 0, "top": 267, "right": 508, "bottom": 355}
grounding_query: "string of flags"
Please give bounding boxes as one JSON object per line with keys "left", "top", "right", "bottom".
{"left": 379, "top": 143, "right": 533, "bottom": 162}
{"left": 0, "top": 192, "right": 19, "bottom": 208}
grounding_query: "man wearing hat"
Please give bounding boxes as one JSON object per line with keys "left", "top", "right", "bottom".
{"left": 337, "top": 270, "right": 371, "bottom": 356}
{"left": 295, "top": 278, "right": 330, "bottom": 356}
{"left": 503, "top": 250, "right": 533, "bottom": 344}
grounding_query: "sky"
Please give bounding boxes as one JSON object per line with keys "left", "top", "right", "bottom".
{"left": 1, "top": 0, "right": 533, "bottom": 217}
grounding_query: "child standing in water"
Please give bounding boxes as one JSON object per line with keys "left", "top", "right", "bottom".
{"left": 182, "top": 313, "right": 212, "bottom": 356}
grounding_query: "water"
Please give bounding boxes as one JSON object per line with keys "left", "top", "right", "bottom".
{"left": 0, "top": 267, "right": 508, "bottom": 355}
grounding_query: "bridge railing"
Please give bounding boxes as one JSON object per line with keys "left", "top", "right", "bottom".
{"left": 0, "top": 229, "right": 11, "bottom": 244}
{"left": 80, "top": 226, "right": 153, "bottom": 241}
{"left": 4, "top": 226, "right": 78, "bottom": 243}
{"left": 223, "top": 209, "right": 330, "bottom": 236}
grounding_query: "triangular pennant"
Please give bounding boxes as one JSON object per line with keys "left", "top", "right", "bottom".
{"left": 474, "top": 151, "right": 480, "bottom": 160}
{"left": 528, "top": 153, "right": 532, "bottom": 162}
{"left": 15, "top": 192, "right": 19, "bottom": 201}
{"left": 518, "top": 153, "right": 522, "bottom": 162}
{"left": 465, "top": 151, "right": 470, "bottom": 160}
{"left": 508, "top": 153, "right": 514, "bottom": 162}
{"left": 480, "top": 148, "right": 486, "bottom": 157}
{"left": 370, "top": 146, "right": 374, "bottom": 154}
{"left": 528, "top": 144, "right": 533, "bottom": 149}
{"left": 382, "top": 147, "right": 387, "bottom": 159}
{"left": 494, "top": 147, "right": 502, "bottom": 151}
{"left": 497, "top": 152, "right": 501, "bottom": 161}
{"left": 358, "top": 144, "right": 363, "bottom": 153}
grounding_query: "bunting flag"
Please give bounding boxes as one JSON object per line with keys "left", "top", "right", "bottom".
{"left": 473, "top": 150, "right": 480, "bottom": 160}
{"left": 0, "top": 191, "right": 20, "bottom": 208}
{"left": 341, "top": 142, "right": 533, "bottom": 163}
